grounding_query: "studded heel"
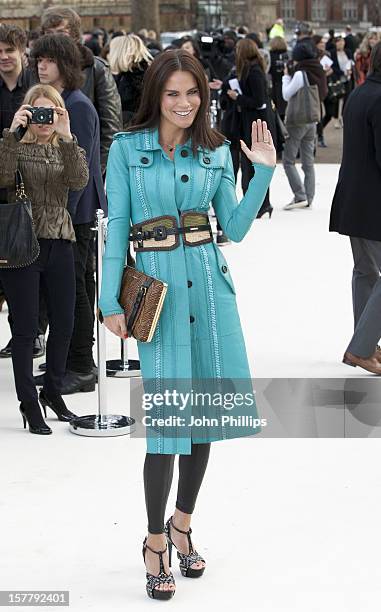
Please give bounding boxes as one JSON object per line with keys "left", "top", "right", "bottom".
{"left": 164, "top": 516, "right": 206, "bottom": 578}
{"left": 142, "top": 536, "right": 176, "bottom": 600}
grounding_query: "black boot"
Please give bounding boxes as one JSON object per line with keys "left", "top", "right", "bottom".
{"left": 19, "top": 401, "right": 52, "bottom": 435}
{"left": 59, "top": 370, "right": 96, "bottom": 395}
{"left": 39, "top": 389, "right": 78, "bottom": 422}
{"left": 0, "top": 338, "right": 12, "bottom": 358}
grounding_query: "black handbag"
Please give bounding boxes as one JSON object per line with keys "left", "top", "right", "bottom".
{"left": 0, "top": 169, "right": 40, "bottom": 269}
{"left": 327, "top": 77, "right": 347, "bottom": 101}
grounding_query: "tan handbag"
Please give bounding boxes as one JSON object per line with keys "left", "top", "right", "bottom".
{"left": 119, "top": 265, "right": 168, "bottom": 342}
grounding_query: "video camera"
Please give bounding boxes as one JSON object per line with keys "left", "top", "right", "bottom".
{"left": 275, "top": 53, "right": 296, "bottom": 75}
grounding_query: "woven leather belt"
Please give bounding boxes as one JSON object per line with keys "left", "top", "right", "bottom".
{"left": 130, "top": 212, "right": 213, "bottom": 252}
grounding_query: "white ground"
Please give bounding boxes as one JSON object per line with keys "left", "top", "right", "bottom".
{"left": 1, "top": 164, "right": 380, "bottom": 612}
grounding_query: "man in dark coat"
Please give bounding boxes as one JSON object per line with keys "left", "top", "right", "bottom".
{"left": 40, "top": 6, "right": 122, "bottom": 174}
{"left": 329, "top": 42, "right": 381, "bottom": 375}
{"left": 31, "top": 34, "right": 107, "bottom": 393}
{"left": 344, "top": 25, "right": 359, "bottom": 56}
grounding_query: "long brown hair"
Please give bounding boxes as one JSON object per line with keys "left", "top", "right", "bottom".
{"left": 236, "top": 38, "right": 265, "bottom": 80}
{"left": 127, "top": 49, "right": 226, "bottom": 154}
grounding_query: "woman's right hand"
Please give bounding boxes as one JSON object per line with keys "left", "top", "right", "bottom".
{"left": 9, "top": 105, "right": 32, "bottom": 132}
{"left": 103, "top": 313, "right": 128, "bottom": 339}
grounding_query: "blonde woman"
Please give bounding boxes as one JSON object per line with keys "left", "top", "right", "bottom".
{"left": 109, "top": 34, "right": 153, "bottom": 129}
{"left": 355, "top": 31, "right": 381, "bottom": 84}
{"left": 0, "top": 84, "right": 89, "bottom": 434}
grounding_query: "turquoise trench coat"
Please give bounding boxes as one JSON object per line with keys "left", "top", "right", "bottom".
{"left": 99, "top": 127, "right": 274, "bottom": 454}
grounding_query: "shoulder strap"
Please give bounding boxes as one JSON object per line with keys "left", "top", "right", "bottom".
{"left": 15, "top": 169, "right": 24, "bottom": 191}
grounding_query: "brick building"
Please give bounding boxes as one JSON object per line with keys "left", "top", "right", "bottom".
{"left": 0, "top": 0, "right": 191, "bottom": 32}
{"left": 279, "top": 0, "right": 380, "bottom": 28}
{"left": 0, "top": 0, "right": 278, "bottom": 33}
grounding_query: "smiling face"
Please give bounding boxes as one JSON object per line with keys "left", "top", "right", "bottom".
{"left": 28, "top": 96, "right": 56, "bottom": 143}
{"left": 0, "top": 41, "right": 23, "bottom": 76}
{"left": 160, "top": 70, "right": 201, "bottom": 134}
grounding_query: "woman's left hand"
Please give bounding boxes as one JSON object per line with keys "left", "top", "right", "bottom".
{"left": 240, "top": 119, "right": 276, "bottom": 167}
{"left": 53, "top": 107, "right": 73, "bottom": 141}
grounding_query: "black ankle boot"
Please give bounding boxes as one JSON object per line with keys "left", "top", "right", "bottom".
{"left": 39, "top": 389, "right": 78, "bottom": 422}
{"left": 19, "top": 401, "right": 52, "bottom": 435}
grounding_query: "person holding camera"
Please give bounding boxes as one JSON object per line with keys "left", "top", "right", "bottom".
{"left": 282, "top": 41, "right": 327, "bottom": 210}
{"left": 0, "top": 83, "right": 89, "bottom": 434}
{"left": 269, "top": 36, "right": 288, "bottom": 122}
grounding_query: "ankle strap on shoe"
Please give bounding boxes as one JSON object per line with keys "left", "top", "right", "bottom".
{"left": 143, "top": 538, "right": 168, "bottom": 575}
{"left": 143, "top": 538, "right": 167, "bottom": 556}
{"left": 170, "top": 517, "right": 195, "bottom": 555}
{"left": 170, "top": 516, "right": 191, "bottom": 535}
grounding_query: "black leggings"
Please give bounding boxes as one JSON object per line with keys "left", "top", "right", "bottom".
{"left": 144, "top": 442, "right": 211, "bottom": 534}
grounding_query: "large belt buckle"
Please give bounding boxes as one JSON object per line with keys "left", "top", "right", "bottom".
{"left": 181, "top": 211, "right": 212, "bottom": 247}
{"left": 153, "top": 225, "right": 168, "bottom": 241}
{"left": 132, "top": 215, "right": 179, "bottom": 252}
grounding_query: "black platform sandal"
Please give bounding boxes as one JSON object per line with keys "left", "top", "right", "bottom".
{"left": 164, "top": 516, "right": 206, "bottom": 578}
{"left": 142, "top": 536, "right": 176, "bottom": 600}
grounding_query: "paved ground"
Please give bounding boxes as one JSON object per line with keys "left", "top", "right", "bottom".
{"left": 315, "top": 121, "right": 344, "bottom": 164}
{"left": 2, "top": 162, "right": 381, "bottom": 612}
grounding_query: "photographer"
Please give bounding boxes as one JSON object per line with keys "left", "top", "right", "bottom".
{"left": 0, "top": 84, "right": 89, "bottom": 434}
{"left": 282, "top": 41, "right": 327, "bottom": 210}
{"left": 269, "top": 36, "right": 288, "bottom": 121}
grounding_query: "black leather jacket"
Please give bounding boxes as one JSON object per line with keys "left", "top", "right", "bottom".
{"left": 79, "top": 45, "right": 122, "bottom": 173}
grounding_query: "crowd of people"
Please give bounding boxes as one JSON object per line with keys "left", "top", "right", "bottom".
{"left": 1, "top": 7, "right": 380, "bottom": 415}
{"left": 3, "top": 6, "right": 381, "bottom": 601}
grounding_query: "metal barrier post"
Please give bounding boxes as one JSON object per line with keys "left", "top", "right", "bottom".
{"left": 69, "top": 210, "right": 136, "bottom": 437}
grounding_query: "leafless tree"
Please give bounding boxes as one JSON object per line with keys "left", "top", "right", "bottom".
{"left": 131, "top": 0, "right": 160, "bottom": 34}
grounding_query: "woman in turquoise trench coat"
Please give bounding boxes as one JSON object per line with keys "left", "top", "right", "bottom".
{"left": 98, "top": 50, "right": 275, "bottom": 600}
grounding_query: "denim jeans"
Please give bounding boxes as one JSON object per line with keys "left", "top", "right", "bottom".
{"left": 282, "top": 123, "right": 316, "bottom": 205}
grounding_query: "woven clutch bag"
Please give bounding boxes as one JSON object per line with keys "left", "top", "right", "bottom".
{"left": 119, "top": 265, "right": 168, "bottom": 342}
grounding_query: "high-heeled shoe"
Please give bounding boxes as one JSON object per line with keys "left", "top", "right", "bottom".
{"left": 164, "top": 516, "right": 206, "bottom": 578}
{"left": 39, "top": 389, "right": 78, "bottom": 422}
{"left": 142, "top": 536, "right": 176, "bottom": 600}
{"left": 256, "top": 205, "right": 273, "bottom": 219}
{"left": 19, "top": 401, "right": 52, "bottom": 435}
